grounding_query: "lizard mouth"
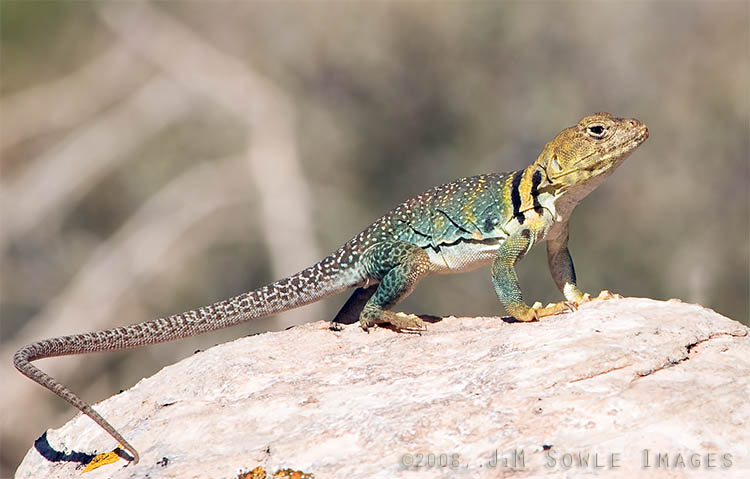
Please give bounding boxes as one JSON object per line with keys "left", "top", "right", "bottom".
{"left": 546, "top": 123, "right": 649, "bottom": 182}
{"left": 629, "top": 124, "right": 649, "bottom": 146}
{"left": 598, "top": 123, "right": 649, "bottom": 163}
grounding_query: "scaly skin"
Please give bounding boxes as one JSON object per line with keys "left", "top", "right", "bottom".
{"left": 14, "top": 112, "right": 648, "bottom": 463}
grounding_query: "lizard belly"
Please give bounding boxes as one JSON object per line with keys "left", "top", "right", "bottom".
{"left": 426, "top": 240, "right": 502, "bottom": 274}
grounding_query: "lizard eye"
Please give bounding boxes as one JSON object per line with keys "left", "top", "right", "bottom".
{"left": 587, "top": 124, "right": 606, "bottom": 138}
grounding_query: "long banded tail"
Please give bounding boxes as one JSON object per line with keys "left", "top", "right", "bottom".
{"left": 14, "top": 252, "right": 361, "bottom": 463}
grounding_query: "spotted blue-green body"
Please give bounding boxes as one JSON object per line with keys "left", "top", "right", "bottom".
{"left": 14, "top": 112, "right": 649, "bottom": 463}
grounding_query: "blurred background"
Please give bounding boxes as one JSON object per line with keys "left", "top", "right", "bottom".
{"left": 1, "top": 1, "right": 747, "bottom": 474}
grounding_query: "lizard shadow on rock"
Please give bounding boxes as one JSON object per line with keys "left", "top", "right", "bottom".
{"left": 416, "top": 314, "right": 443, "bottom": 324}
{"left": 33, "top": 431, "right": 135, "bottom": 465}
{"left": 33, "top": 431, "right": 95, "bottom": 465}
{"left": 330, "top": 313, "right": 443, "bottom": 329}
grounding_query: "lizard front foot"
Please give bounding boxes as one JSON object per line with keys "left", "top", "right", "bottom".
{"left": 513, "top": 301, "right": 571, "bottom": 322}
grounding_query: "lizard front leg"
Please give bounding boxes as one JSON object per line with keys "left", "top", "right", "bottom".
{"left": 359, "top": 241, "right": 430, "bottom": 331}
{"left": 546, "top": 223, "right": 621, "bottom": 307}
{"left": 492, "top": 229, "right": 568, "bottom": 322}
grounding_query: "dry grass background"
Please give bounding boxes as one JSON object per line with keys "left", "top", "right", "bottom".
{"left": 1, "top": 1, "right": 748, "bottom": 475}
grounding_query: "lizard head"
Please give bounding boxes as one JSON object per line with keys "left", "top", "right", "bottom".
{"left": 536, "top": 112, "right": 649, "bottom": 188}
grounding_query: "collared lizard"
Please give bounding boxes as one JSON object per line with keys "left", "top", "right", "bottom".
{"left": 14, "top": 112, "right": 648, "bottom": 464}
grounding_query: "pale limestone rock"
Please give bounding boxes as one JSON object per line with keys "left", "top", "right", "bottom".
{"left": 15, "top": 298, "right": 750, "bottom": 478}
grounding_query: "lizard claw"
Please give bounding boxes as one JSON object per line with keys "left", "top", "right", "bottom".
{"left": 565, "top": 290, "right": 621, "bottom": 311}
{"left": 595, "top": 290, "right": 622, "bottom": 300}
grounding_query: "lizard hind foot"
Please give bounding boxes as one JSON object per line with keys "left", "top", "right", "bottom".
{"left": 359, "top": 311, "right": 425, "bottom": 332}
{"left": 389, "top": 312, "right": 426, "bottom": 331}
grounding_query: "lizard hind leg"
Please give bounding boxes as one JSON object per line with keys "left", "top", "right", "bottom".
{"left": 332, "top": 285, "right": 378, "bottom": 325}
{"left": 359, "top": 241, "right": 431, "bottom": 331}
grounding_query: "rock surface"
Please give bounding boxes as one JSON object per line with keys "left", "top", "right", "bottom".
{"left": 14, "top": 298, "right": 750, "bottom": 478}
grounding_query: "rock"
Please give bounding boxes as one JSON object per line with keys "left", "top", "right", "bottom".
{"left": 14, "top": 298, "right": 750, "bottom": 478}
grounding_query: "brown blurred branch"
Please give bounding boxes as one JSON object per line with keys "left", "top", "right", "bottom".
{"left": 97, "top": 2, "right": 322, "bottom": 292}
{"left": 0, "top": 45, "right": 152, "bottom": 152}
{"left": 0, "top": 75, "right": 194, "bottom": 250}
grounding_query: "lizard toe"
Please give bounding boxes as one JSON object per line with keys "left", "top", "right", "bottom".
{"left": 390, "top": 312, "right": 426, "bottom": 331}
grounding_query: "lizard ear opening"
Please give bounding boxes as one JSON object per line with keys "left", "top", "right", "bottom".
{"left": 549, "top": 153, "right": 562, "bottom": 173}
